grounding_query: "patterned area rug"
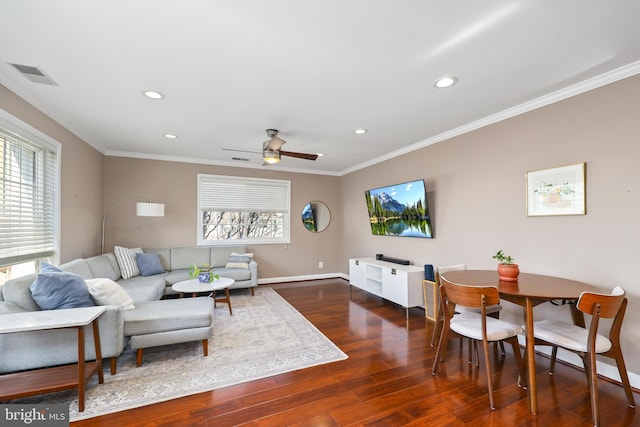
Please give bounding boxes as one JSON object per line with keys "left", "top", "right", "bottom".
{"left": 12, "top": 287, "right": 347, "bottom": 421}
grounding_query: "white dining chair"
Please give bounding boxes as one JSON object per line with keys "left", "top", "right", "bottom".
{"left": 432, "top": 277, "right": 526, "bottom": 409}
{"left": 430, "top": 264, "right": 504, "bottom": 361}
{"left": 530, "top": 286, "right": 635, "bottom": 426}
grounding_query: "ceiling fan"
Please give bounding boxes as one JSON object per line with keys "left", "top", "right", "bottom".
{"left": 223, "top": 129, "right": 319, "bottom": 165}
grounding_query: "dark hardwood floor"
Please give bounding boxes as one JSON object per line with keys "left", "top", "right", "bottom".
{"left": 73, "top": 279, "right": 638, "bottom": 426}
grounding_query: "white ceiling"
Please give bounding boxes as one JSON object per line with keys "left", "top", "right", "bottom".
{"left": 1, "top": 1, "right": 640, "bottom": 176}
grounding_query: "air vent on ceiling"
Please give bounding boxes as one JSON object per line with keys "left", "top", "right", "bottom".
{"left": 9, "top": 63, "right": 58, "bottom": 86}
{"left": 232, "top": 157, "right": 250, "bottom": 162}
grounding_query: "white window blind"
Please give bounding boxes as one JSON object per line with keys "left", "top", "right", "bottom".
{"left": 199, "top": 175, "right": 289, "bottom": 211}
{"left": 197, "top": 174, "right": 290, "bottom": 245}
{"left": 0, "top": 128, "right": 57, "bottom": 267}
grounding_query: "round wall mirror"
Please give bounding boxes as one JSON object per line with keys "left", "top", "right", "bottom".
{"left": 301, "top": 201, "right": 331, "bottom": 232}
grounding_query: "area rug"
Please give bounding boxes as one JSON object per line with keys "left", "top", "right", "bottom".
{"left": 11, "top": 287, "right": 348, "bottom": 421}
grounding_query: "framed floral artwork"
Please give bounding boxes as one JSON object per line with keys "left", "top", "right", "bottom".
{"left": 526, "top": 162, "right": 586, "bottom": 216}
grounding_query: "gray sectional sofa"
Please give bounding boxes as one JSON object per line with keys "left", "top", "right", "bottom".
{"left": 0, "top": 245, "right": 257, "bottom": 375}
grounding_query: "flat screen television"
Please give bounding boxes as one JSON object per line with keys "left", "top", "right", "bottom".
{"left": 364, "top": 179, "right": 433, "bottom": 238}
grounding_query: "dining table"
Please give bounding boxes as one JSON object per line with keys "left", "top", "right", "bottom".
{"left": 440, "top": 269, "right": 601, "bottom": 415}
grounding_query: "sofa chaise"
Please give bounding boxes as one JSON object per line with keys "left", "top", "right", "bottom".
{"left": 0, "top": 245, "right": 257, "bottom": 375}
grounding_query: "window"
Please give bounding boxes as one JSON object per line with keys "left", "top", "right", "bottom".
{"left": 197, "top": 174, "right": 290, "bottom": 245}
{"left": 0, "top": 117, "right": 58, "bottom": 283}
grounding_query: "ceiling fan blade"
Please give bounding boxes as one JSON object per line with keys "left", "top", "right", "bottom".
{"left": 264, "top": 136, "right": 286, "bottom": 151}
{"left": 280, "top": 150, "right": 318, "bottom": 161}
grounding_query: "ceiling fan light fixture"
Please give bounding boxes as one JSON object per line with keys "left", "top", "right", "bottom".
{"left": 263, "top": 149, "right": 281, "bottom": 164}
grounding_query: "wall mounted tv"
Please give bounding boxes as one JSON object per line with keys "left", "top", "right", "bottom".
{"left": 364, "top": 179, "right": 433, "bottom": 238}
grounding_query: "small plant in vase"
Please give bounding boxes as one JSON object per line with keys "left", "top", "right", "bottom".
{"left": 492, "top": 250, "right": 519, "bottom": 282}
{"left": 189, "top": 264, "right": 219, "bottom": 283}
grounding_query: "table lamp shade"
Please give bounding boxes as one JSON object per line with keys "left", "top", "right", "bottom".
{"left": 136, "top": 202, "right": 165, "bottom": 217}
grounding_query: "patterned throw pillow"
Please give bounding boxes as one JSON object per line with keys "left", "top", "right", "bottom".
{"left": 114, "top": 246, "right": 143, "bottom": 280}
{"left": 225, "top": 252, "right": 254, "bottom": 269}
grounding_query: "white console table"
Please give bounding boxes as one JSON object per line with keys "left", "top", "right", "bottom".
{"left": 349, "top": 258, "right": 424, "bottom": 318}
{"left": 0, "top": 306, "right": 106, "bottom": 412}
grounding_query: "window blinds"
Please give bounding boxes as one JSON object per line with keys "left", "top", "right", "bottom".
{"left": 198, "top": 174, "right": 289, "bottom": 212}
{"left": 0, "top": 129, "right": 57, "bottom": 268}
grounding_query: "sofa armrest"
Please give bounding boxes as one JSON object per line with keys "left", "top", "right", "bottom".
{"left": 249, "top": 260, "right": 258, "bottom": 287}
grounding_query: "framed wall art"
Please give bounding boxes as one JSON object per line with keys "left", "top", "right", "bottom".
{"left": 526, "top": 162, "right": 586, "bottom": 216}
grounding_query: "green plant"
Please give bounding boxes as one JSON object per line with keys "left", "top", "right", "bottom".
{"left": 189, "top": 263, "right": 219, "bottom": 282}
{"left": 492, "top": 250, "right": 515, "bottom": 265}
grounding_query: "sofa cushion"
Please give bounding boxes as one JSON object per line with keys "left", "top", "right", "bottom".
{"left": 142, "top": 248, "right": 171, "bottom": 271}
{"left": 212, "top": 267, "right": 251, "bottom": 282}
{"left": 59, "top": 258, "right": 94, "bottom": 279}
{"left": 170, "top": 247, "right": 210, "bottom": 270}
{"left": 164, "top": 269, "right": 191, "bottom": 285}
{"left": 30, "top": 270, "right": 95, "bottom": 310}
{"left": 1, "top": 274, "right": 40, "bottom": 311}
{"left": 114, "top": 246, "right": 143, "bottom": 280}
{"left": 86, "top": 254, "right": 121, "bottom": 281}
{"left": 135, "top": 252, "right": 165, "bottom": 277}
{"left": 124, "top": 298, "right": 213, "bottom": 336}
{"left": 86, "top": 278, "right": 135, "bottom": 310}
{"left": 225, "top": 252, "right": 253, "bottom": 269}
{"left": 118, "top": 275, "right": 166, "bottom": 302}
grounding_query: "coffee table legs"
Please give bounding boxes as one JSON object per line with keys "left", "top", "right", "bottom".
{"left": 212, "top": 288, "right": 233, "bottom": 316}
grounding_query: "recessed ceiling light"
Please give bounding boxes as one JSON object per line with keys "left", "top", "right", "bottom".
{"left": 143, "top": 90, "right": 165, "bottom": 99}
{"left": 354, "top": 129, "right": 367, "bottom": 134}
{"left": 434, "top": 76, "right": 458, "bottom": 89}
{"left": 164, "top": 134, "right": 177, "bottom": 139}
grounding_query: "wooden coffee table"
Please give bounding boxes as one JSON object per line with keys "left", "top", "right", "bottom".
{"left": 172, "top": 277, "right": 235, "bottom": 315}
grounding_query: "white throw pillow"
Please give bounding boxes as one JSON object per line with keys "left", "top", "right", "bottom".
{"left": 114, "top": 246, "right": 143, "bottom": 280}
{"left": 86, "top": 278, "right": 135, "bottom": 310}
{"left": 225, "top": 251, "right": 254, "bottom": 269}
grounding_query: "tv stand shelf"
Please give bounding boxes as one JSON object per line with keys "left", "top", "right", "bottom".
{"left": 349, "top": 258, "right": 424, "bottom": 318}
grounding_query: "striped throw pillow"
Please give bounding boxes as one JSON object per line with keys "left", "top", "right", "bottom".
{"left": 225, "top": 252, "right": 254, "bottom": 269}
{"left": 114, "top": 246, "right": 143, "bottom": 280}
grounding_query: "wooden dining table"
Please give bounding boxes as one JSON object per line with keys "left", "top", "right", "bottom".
{"left": 440, "top": 269, "right": 601, "bottom": 415}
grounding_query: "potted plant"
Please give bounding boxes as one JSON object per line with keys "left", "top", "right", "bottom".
{"left": 189, "top": 263, "right": 219, "bottom": 283}
{"left": 492, "top": 250, "right": 519, "bottom": 282}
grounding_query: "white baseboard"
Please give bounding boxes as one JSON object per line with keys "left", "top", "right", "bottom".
{"left": 257, "top": 272, "right": 347, "bottom": 285}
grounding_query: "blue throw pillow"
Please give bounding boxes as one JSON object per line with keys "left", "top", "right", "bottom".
{"left": 30, "top": 270, "right": 95, "bottom": 310}
{"left": 135, "top": 252, "right": 165, "bottom": 277}
{"left": 40, "top": 262, "right": 62, "bottom": 273}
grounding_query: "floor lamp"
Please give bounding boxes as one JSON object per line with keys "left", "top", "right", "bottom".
{"left": 101, "top": 198, "right": 165, "bottom": 254}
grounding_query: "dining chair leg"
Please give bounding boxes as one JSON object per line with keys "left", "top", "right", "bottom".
{"left": 611, "top": 347, "right": 636, "bottom": 408}
{"left": 430, "top": 306, "right": 442, "bottom": 347}
{"left": 482, "top": 338, "right": 496, "bottom": 410}
{"left": 507, "top": 336, "right": 527, "bottom": 389}
{"left": 585, "top": 350, "right": 600, "bottom": 426}
{"left": 432, "top": 318, "right": 450, "bottom": 375}
{"left": 549, "top": 346, "right": 558, "bottom": 375}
